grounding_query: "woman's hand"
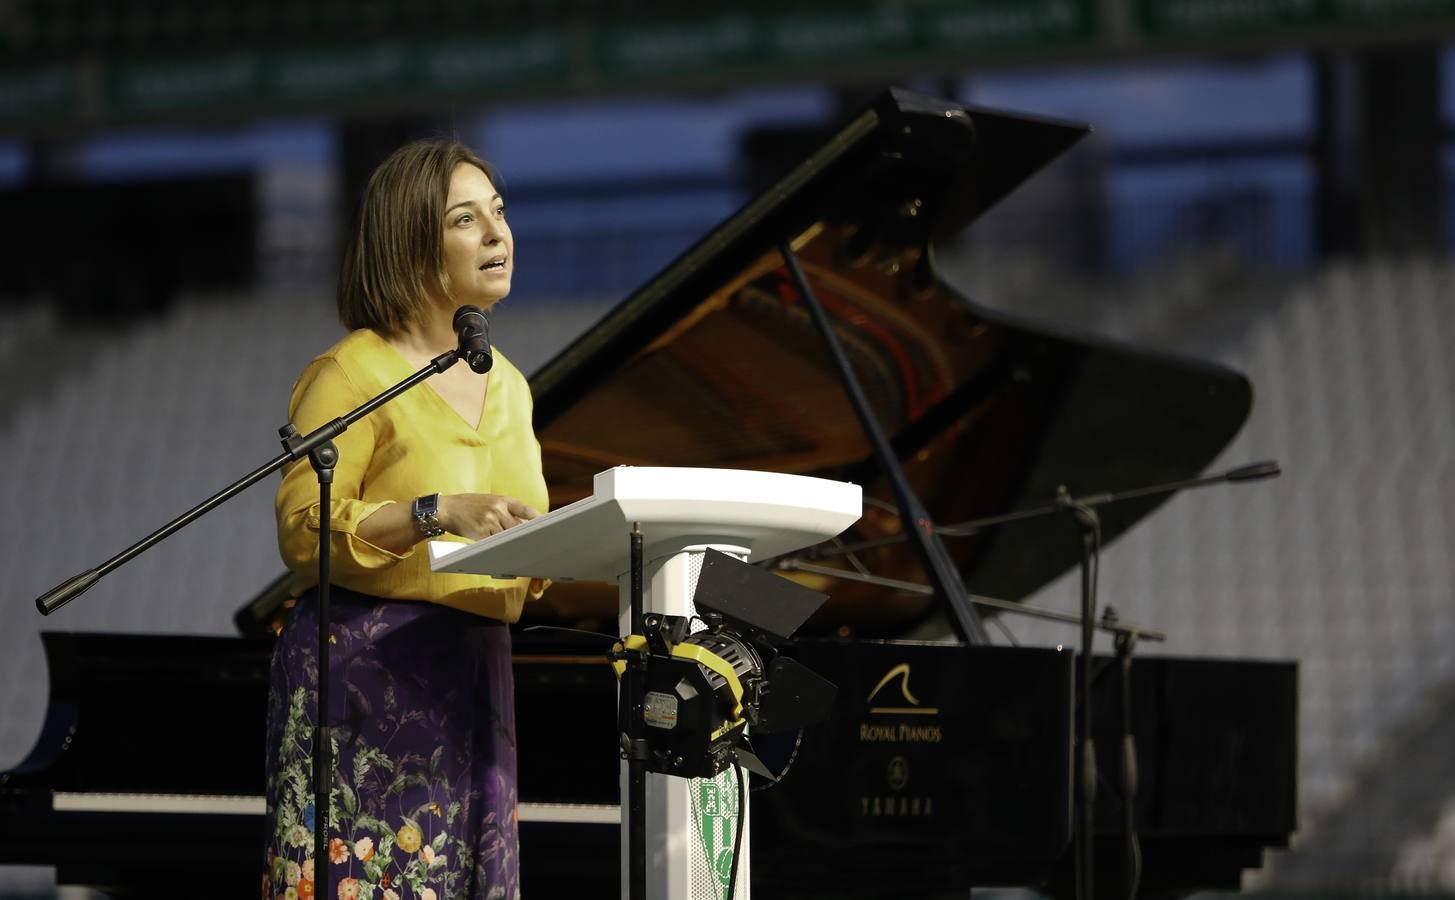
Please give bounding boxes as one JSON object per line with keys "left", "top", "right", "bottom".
{"left": 440, "top": 493, "right": 540, "bottom": 541}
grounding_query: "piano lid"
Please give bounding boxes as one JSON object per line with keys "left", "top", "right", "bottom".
{"left": 527, "top": 88, "right": 1250, "bottom": 634}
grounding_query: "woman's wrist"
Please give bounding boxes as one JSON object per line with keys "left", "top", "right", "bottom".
{"left": 432, "top": 494, "right": 455, "bottom": 536}
{"left": 409, "top": 493, "right": 447, "bottom": 539}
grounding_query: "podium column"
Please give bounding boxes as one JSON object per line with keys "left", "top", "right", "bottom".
{"left": 618, "top": 545, "right": 751, "bottom": 900}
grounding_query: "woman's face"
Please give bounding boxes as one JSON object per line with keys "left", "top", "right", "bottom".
{"left": 440, "top": 162, "right": 513, "bottom": 309}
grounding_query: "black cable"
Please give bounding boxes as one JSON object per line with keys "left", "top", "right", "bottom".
{"left": 749, "top": 728, "right": 805, "bottom": 793}
{"left": 519, "top": 624, "right": 617, "bottom": 645}
{"left": 727, "top": 761, "right": 746, "bottom": 899}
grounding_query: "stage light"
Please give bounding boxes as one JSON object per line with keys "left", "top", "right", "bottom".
{"left": 613, "top": 549, "right": 838, "bottom": 780}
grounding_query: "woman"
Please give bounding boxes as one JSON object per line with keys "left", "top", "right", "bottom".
{"left": 263, "top": 140, "right": 545, "bottom": 900}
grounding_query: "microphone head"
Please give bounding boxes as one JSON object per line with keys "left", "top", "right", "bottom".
{"left": 452, "top": 304, "right": 487, "bottom": 332}
{"left": 452, "top": 305, "right": 493, "bottom": 374}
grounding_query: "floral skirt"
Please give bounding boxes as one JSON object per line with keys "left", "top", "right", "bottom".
{"left": 263, "top": 587, "right": 520, "bottom": 900}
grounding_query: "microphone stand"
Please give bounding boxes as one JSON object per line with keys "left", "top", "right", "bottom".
{"left": 35, "top": 337, "right": 481, "bottom": 900}
{"left": 1065, "top": 490, "right": 1100, "bottom": 900}
{"left": 277, "top": 348, "right": 466, "bottom": 891}
{"left": 792, "top": 459, "right": 1280, "bottom": 900}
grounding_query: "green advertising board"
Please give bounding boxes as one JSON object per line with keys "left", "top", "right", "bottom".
{"left": 597, "top": 2, "right": 1097, "bottom": 81}
{"left": 0, "top": 66, "right": 79, "bottom": 124}
{"left": 1, "top": 1, "right": 1097, "bottom": 131}
{"left": 1137, "top": 0, "right": 1455, "bottom": 38}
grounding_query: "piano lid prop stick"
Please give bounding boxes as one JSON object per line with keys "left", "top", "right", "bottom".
{"left": 776, "top": 239, "right": 990, "bottom": 646}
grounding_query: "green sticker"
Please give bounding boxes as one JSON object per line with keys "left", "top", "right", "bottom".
{"left": 693, "top": 772, "right": 740, "bottom": 897}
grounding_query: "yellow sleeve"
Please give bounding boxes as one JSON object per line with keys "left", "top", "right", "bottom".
{"left": 274, "top": 357, "right": 411, "bottom": 577}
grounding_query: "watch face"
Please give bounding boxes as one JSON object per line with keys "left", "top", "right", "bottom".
{"left": 414, "top": 494, "right": 439, "bottom": 516}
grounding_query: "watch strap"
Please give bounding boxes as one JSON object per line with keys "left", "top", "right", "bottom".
{"left": 412, "top": 493, "right": 445, "bottom": 539}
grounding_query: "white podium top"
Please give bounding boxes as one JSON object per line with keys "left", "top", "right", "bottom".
{"left": 428, "top": 466, "right": 862, "bottom": 582}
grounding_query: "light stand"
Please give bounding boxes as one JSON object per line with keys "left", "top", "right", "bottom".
{"left": 622, "top": 524, "right": 648, "bottom": 900}
{"left": 610, "top": 547, "right": 837, "bottom": 900}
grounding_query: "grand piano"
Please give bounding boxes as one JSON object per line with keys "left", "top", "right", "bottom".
{"left": 0, "top": 89, "right": 1296, "bottom": 898}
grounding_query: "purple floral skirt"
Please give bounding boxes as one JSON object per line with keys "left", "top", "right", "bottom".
{"left": 263, "top": 587, "right": 520, "bottom": 900}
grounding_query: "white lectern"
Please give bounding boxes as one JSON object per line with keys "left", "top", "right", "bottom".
{"left": 430, "top": 466, "right": 861, "bottom": 900}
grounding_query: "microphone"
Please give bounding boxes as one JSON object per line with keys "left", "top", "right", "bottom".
{"left": 453, "top": 305, "right": 493, "bottom": 374}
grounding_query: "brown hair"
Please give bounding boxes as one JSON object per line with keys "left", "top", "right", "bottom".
{"left": 337, "top": 139, "right": 498, "bottom": 335}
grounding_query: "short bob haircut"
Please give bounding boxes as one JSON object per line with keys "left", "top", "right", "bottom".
{"left": 337, "top": 139, "right": 498, "bottom": 336}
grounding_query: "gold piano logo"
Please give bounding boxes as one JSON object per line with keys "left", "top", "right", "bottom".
{"left": 861, "top": 754, "right": 936, "bottom": 818}
{"left": 887, "top": 754, "right": 909, "bottom": 790}
{"left": 867, "top": 663, "right": 939, "bottom": 715}
{"left": 859, "top": 663, "right": 942, "bottom": 745}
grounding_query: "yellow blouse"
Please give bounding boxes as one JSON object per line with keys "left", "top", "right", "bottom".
{"left": 274, "top": 328, "right": 548, "bottom": 622}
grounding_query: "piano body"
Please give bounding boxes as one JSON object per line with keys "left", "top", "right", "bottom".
{"left": 0, "top": 89, "right": 1296, "bottom": 898}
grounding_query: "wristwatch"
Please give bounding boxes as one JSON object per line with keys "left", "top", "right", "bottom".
{"left": 412, "top": 493, "right": 446, "bottom": 539}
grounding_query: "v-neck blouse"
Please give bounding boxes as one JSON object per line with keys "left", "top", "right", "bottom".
{"left": 275, "top": 328, "right": 548, "bottom": 622}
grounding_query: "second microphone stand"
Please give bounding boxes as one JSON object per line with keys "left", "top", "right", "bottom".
{"left": 798, "top": 459, "right": 1280, "bottom": 900}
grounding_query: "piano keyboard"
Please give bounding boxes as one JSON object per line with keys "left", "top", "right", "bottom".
{"left": 54, "top": 792, "right": 264, "bottom": 815}
{"left": 52, "top": 792, "right": 620, "bottom": 824}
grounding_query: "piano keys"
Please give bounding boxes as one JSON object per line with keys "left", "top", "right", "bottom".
{"left": 48, "top": 793, "right": 615, "bottom": 824}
